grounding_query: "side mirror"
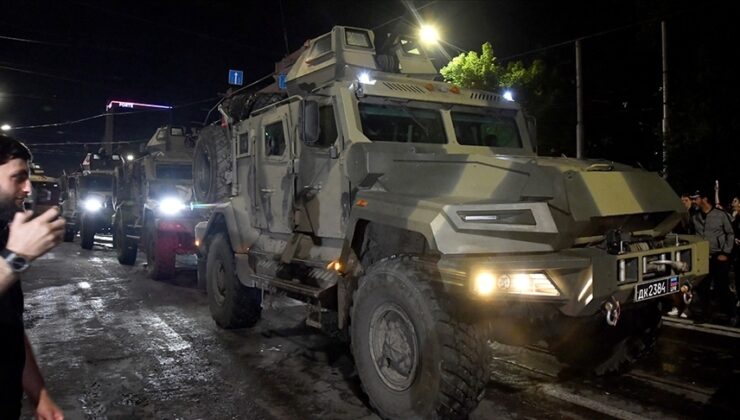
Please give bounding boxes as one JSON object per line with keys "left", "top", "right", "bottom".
{"left": 301, "top": 100, "right": 320, "bottom": 146}
{"left": 526, "top": 114, "right": 538, "bottom": 154}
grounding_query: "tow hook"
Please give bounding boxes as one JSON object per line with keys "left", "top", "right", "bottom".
{"left": 681, "top": 282, "right": 693, "bottom": 305}
{"left": 604, "top": 297, "right": 621, "bottom": 327}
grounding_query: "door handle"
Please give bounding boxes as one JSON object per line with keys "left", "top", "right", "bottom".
{"left": 261, "top": 188, "right": 275, "bottom": 194}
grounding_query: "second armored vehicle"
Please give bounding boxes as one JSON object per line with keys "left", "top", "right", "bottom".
{"left": 113, "top": 126, "right": 200, "bottom": 280}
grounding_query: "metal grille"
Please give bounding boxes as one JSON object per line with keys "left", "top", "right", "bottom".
{"left": 382, "top": 82, "right": 426, "bottom": 94}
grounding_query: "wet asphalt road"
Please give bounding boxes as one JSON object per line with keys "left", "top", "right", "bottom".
{"left": 19, "top": 240, "right": 740, "bottom": 419}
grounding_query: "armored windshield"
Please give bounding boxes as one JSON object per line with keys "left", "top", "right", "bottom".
{"left": 79, "top": 175, "right": 113, "bottom": 190}
{"left": 32, "top": 181, "right": 60, "bottom": 205}
{"left": 359, "top": 103, "right": 446, "bottom": 144}
{"left": 451, "top": 111, "right": 522, "bottom": 148}
{"left": 156, "top": 164, "right": 192, "bottom": 180}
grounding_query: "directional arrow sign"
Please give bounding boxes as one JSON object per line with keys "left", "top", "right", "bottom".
{"left": 228, "top": 70, "right": 244, "bottom": 86}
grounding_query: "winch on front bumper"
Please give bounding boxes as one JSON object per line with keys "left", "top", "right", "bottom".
{"left": 437, "top": 234, "right": 709, "bottom": 318}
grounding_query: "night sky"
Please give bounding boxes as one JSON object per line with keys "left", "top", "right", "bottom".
{"left": 1, "top": 0, "right": 736, "bottom": 196}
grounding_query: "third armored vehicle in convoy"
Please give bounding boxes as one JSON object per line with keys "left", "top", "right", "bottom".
{"left": 113, "top": 126, "right": 200, "bottom": 280}
{"left": 26, "top": 163, "right": 61, "bottom": 216}
{"left": 60, "top": 152, "right": 121, "bottom": 249}
{"left": 193, "top": 26, "right": 709, "bottom": 419}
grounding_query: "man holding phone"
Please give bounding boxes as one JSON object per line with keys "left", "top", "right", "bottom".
{"left": 0, "top": 134, "right": 66, "bottom": 420}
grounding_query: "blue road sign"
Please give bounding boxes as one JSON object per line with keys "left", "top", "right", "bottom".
{"left": 228, "top": 70, "right": 244, "bottom": 86}
{"left": 278, "top": 74, "right": 287, "bottom": 90}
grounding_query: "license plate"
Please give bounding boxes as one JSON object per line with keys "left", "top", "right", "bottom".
{"left": 634, "top": 276, "right": 680, "bottom": 302}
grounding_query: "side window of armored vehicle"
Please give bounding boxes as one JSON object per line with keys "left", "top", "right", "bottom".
{"left": 345, "top": 29, "right": 372, "bottom": 49}
{"left": 308, "top": 105, "right": 338, "bottom": 147}
{"left": 238, "top": 132, "right": 249, "bottom": 155}
{"left": 310, "top": 34, "right": 332, "bottom": 59}
{"left": 264, "top": 122, "right": 286, "bottom": 156}
{"left": 400, "top": 37, "right": 422, "bottom": 55}
{"left": 358, "top": 103, "right": 446, "bottom": 144}
{"left": 451, "top": 112, "right": 522, "bottom": 148}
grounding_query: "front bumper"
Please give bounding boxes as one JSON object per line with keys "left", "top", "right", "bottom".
{"left": 437, "top": 235, "right": 709, "bottom": 317}
{"left": 154, "top": 217, "right": 198, "bottom": 254}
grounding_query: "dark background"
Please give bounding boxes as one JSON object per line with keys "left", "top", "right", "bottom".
{"left": 1, "top": 0, "right": 737, "bottom": 200}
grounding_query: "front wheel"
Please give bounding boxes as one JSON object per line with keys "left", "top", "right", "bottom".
{"left": 547, "top": 302, "right": 662, "bottom": 375}
{"left": 114, "top": 213, "right": 137, "bottom": 265}
{"left": 80, "top": 217, "right": 95, "bottom": 250}
{"left": 207, "top": 233, "right": 262, "bottom": 328}
{"left": 63, "top": 227, "right": 75, "bottom": 242}
{"left": 351, "top": 256, "right": 490, "bottom": 419}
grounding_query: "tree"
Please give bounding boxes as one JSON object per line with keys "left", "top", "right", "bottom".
{"left": 440, "top": 42, "right": 500, "bottom": 90}
{"left": 440, "top": 42, "right": 568, "bottom": 155}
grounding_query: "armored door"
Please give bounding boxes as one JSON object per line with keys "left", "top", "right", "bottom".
{"left": 256, "top": 110, "right": 294, "bottom": 233}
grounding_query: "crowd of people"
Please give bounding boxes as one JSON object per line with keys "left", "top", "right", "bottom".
{"left": 672, "top": 189, "right": 740, "bottom": 326}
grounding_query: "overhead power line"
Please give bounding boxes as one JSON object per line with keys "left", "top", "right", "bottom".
{"left": 13, "top": 97, "right": 219, "bottom": 131}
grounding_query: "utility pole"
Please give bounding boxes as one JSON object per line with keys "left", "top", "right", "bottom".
{"left": 661, "top": 21, "right": 669, "bottom": 178}
{"left": 576, "top": 39, "right": 584, "bottom": 159}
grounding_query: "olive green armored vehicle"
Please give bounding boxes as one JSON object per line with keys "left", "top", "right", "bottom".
{"left": 60, "top": 152, "right": 121, "bottom": 249}
{"left": 113, "top": 126, "right": 200, "bottom": 280}
{"left": 193, "top": 26, "right": 709, "bottom": 419}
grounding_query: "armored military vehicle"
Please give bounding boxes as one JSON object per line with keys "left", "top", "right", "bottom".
{"left": 112, "top": 126, "right": 200, "bottom": 280}
{"left": 193, "top": 26, "right": 709, "bottom": 419}
{"left": 60, "top": 152, "right": 121, "bottom": 249}
{"left": 26, "top": 163, "right": 61, "bottom": 216}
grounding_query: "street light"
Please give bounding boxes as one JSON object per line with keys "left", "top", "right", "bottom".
{"left": 1, "top": 124, "right": 11, "bottom": 131}
{"left": 126, "top": 154, "right": 135, "bottom": 161}
{"left": 418, "top": 25, "right": 439, "bottom": 45}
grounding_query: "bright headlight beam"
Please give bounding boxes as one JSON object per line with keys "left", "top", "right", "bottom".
{"left": 473, "top": 271, "right": 496, "bottom": 296}
{"left": 84, "top": 198, "right": 102, "bottom": 212}
{"left": 159, "top": 197, "right": 186, "bottom": 215}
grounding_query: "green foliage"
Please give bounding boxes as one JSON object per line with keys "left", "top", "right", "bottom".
{"left": 440, "top": 43, "right": 548, "bottom": 113}
{"left": 441, "top": 42, "right": 569, "bottom": 155}
{"left": 440, "top": 42, "right": 499, "bottom": 90}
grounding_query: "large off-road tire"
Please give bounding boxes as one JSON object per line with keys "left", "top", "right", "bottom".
{"left": 547, "top": 302, "right": 662, "bottom": 376}
{"left": 114, "top": 211, "right": 137, "bottom": 266}
{"left": 63, "top": 226, "right": 75, "bottom": 242}
{"left": 80, "top": 216, "right": 95, "bottom": 250}
{"left": 207, "top": 233, "right": 262, "bottom": 328}
{"left": 351, "top": 256, "right": 490, "bottom": 419}
{"left": 193, "top": 125, "right": 231, "bottom": 203}
{"left": 196, "top": 254, "right": 207, "bottom": 291}
{"left": 145, "top": 219, "right": 177, "bottom": 280}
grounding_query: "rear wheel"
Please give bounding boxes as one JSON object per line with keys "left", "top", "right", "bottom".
{"left": 207, "top": 233, "right": 262, "bottom": 328}
{"left": 351, "top": 256, "right": 490, "bottom": 419}
{"left": 145, "top": 218, "right": 177, "bottom": 280}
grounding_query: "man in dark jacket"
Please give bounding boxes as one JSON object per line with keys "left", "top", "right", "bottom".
{"left": 0, "top": 134, "right": 66, "bottom": 419}
{"left": 690, "top": 189, "right": 736, "bottom": 323}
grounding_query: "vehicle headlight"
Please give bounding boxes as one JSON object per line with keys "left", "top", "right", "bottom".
{"left": 159, "top": 197, "right": 186, "bottom": 215}
{"left": 471, "top": 270, "right": 559, "bottom": 297}
{"left": 83, "top": 198, "right": 103, "bottom": 212}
